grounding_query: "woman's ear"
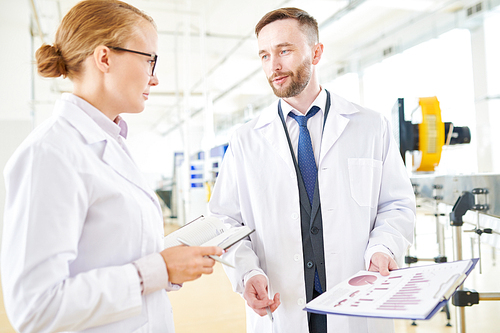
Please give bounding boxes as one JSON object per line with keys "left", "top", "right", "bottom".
{"left": 93, "top": 46, "right": 111, "bottom": 73}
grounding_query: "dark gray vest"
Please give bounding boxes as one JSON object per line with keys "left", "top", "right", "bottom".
{"left": 278, "top": 90, "right": 331, "bottom": 303}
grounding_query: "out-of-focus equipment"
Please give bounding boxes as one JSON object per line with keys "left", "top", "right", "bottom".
{"left": 409, "top": 174, "right": 500, "bottom": 332}
{"left": 448, "top": 190, "right": 500, "bottom": 333}
{"left": 392, "top": 96, "right": 471, "bottom": 171}
{"left": 206, "top": 143, "right": 228, "bottom": 202}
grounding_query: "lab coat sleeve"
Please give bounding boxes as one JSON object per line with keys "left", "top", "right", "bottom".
{"left": 1, "top": 143, "right": 142, "bottom": 333}
{"left": 365, "top": 117, "right": 416, "bottom": 268}
{"left": 208, "top": 141, "right": 265, "bottom": 294}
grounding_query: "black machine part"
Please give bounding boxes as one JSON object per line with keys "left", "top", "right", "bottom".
{"left": 452, "top": 288, "right": 480, "bottom": 307}
{"left": 444, "top": 122, "right": 471, "bottom": 145}
{"left": 449, "top": 191, "right": 474, "bottom": 227}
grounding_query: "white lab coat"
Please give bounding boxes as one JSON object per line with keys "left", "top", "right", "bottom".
{"left": 1, "top": 96, "right": 174, "bottom": 332}
{"left": 209, "top": 92, "right": 416, "bottom": 333}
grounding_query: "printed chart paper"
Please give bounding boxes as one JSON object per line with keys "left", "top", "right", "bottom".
{"left": 305, "top": 259, "right": 477, "bottom": 320}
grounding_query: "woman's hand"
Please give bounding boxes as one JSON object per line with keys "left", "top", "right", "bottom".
{"left": 160, "top": 246, "right": 223, "bottom": 284}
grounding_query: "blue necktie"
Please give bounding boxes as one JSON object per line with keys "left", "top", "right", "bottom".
{"left": 289, "top": 106, "right": 323, "bottom": 294}
{"left": 288, "top": 106, "right": 320, "bottom": 206}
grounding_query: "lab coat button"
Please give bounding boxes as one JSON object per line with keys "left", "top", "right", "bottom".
{"left": 294, "top": 254, "right": 300, "bottom": 262}
{"left": 311, "top": 226, "right": 319, "bottom": 235}
{"left": 297, "top": 298, "right": 305, "bottom": 306}
{"left": 291, "top": 213, "right": 298, "bottom": 219}
{"left": 306, "top": 260, "right": 314, "bottom": 269}
{"left": 290, "top": 172, "right": 294, "bottom": 178}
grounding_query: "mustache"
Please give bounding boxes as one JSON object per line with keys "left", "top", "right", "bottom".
{"left": 268, "top": 71, "right": 294, "bottom": 81}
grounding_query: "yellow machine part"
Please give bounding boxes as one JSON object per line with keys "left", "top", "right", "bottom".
{"left": 417, "top": 97, "right": 445, "bottom": 172}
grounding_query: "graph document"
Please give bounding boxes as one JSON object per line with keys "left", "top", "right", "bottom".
{"left": 304, "top": 259, "right": 477, "bottom": 320}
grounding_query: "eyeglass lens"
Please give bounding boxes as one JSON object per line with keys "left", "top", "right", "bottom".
{"left": 151, "top": 55, "right": 157, "bottom": 76}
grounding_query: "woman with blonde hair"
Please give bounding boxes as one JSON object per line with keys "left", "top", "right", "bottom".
{"left": 1, "top": 1, "right": 222, "bottom": 332}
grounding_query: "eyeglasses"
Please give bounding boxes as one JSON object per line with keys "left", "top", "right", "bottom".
{"left": 108, "top": 46, "right": 158, "bottom": 76}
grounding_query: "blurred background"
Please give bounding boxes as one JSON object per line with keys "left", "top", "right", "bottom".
{"left": 1, "top": 0, "right": 500, "bottom": 332}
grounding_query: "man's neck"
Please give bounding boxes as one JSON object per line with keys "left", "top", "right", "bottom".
{"left": 283, "top": 81, "right": 322, "bottom": 114}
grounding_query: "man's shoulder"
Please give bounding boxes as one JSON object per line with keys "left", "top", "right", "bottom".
{"left": 231, "top": 100, "right": 279, "bottom": 135}
{"left": 329, "top": 92, "right": 385, "bottom": 121}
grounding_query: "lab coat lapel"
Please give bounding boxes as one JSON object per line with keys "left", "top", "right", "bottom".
{"left": 101, "top": 140, "right": 154, "bottom": 197}
{"left": 257, "top": 101, "right": 312, "bottom": 217}
{"left": 57, "top": 100, "right": 159, "bottom": 206}
{"left": 319, "top": 93, "right": 359, "bottom": 164}
{"left": 101, "top": 142, "right": 163, "bottom": 215}
{"left": 254, "top": 101, "right": 296, "bottom": 175}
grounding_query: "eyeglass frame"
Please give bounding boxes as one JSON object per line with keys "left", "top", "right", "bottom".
{"left": 108, "top": 46, "right": 158, "bottom": 76}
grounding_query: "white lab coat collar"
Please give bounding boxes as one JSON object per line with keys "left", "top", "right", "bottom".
{"left": 254, "top": 89, "right": 360, "bottom": 130}
{"left": 252, "top": 89, "right": 362, "bottom": 175}
{"left": 53, "top": 94, "right": 158, "bottom": 206}
{"left": 54, "top": 96, "right": 106, "bottom": 145}
{"left": 58, "top": 93, "right": 126, "bottom": 141}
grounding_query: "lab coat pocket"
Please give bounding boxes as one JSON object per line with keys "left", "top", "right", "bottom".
{"left": 348, "top": 158, "right": 383, "bottom": 208}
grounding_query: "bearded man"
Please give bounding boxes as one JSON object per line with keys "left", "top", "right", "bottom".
{"left": 208, "top": 7, "right": 416, "bottom": 333}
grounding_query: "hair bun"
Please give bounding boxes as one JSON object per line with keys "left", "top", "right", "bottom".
{"left": 35, "top": 44, "right": 68, "bottom": 78}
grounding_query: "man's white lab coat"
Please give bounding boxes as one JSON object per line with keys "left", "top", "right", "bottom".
{"left": 1, "top": 95, "right": 174, "bottom": 332}
{"left": 209, "top": 92, "right": 416, "bottom": 333}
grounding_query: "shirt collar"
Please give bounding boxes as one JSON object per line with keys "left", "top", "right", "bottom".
{"left": 115, "top": 115, "right": 128, "bottom": 138}
{"left": 281, "top": 87, "right": 327, "bottom": 118}
{"left": 60, "top": 93, "right": 128, "bottom": 140}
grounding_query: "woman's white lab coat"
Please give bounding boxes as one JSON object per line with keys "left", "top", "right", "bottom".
{"left": 1, "top": 95, "right": 174, "bottom": 332}
{"left": 209, "top": 92, "right": 416, "bottom": 333}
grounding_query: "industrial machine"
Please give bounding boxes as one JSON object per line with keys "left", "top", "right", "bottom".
{"left": 392, "top": 96, "right": 471, "bottom": 171}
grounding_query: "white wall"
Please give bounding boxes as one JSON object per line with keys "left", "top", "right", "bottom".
{"left": 480, "top": 11, "right": 500, "bottom": 172}
{"left": 361, "top": 28, "right": 477, "bottom": 175}
{"left": 0, "top": 0, "right": 33, "bottom": 250}
{"left": 323, "top": 13, "right": 500, "bottom": 176}
{"left": 0, "top": 0, "right": 32, "bottom": 121}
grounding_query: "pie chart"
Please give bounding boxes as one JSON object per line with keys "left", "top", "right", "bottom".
{"left": 348, "top": 275, "right": 377, "bottom": 286}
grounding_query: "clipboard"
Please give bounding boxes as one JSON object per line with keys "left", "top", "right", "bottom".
{"left": 304, "top": 259, "right": 479, "bottom": 320}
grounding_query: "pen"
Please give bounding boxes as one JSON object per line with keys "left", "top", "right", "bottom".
{"left": 177, "top": 237, "right": 235, "bottom": 268}
{"left": 266, "top": 306, "right": 273, "bottom": 322}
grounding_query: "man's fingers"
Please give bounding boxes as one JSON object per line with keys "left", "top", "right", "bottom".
{"left": 388, "top": 258, "right": 399, "bottom": 270}
{"left": 251, "top": 293, "right": 280, "bottom": 316}
{"left": 369, "top": 252, "right": 399, "bottom": 276}
{"left": 243, "top": 275, "right": 282, "bottom": 317}
{"left": 379, "top": 266, "right": 390, "bottom": 276}
{"left": 269, "top": 293, "right": 281, "bottom": 312}
{"left": 243, "top": 275, "right": 274, "bottom": 315}
{"left": 255, "top": 285, "right": 270, "bottom": 301}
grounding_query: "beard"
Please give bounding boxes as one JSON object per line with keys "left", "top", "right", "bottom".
{"left": 268, "top": 59, "right": 312, "bottom": 98}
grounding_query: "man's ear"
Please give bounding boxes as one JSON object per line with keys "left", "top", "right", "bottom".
{"left": 312, "top": 43, "right": 324, "bottom": 66}
{"left": 93, "top": 46, "right": 111, "bottom": 73}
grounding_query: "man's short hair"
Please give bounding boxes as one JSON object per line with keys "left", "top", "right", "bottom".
{"left": 255, "top": 7, "right": 319, "bottom": 45}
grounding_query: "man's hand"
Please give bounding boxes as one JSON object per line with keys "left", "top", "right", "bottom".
{"left": 243, "top": 275, "right": 280, "bottom": 316}
{"left": 368, "top": 252, "right": 398, "bottom": 276}
{"left": 160, "top": 246, "right": 223, "bottom": 284}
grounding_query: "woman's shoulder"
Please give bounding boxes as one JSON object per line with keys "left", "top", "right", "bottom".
{"left": 6, "top": 114, "right": 88, "bottom": 171}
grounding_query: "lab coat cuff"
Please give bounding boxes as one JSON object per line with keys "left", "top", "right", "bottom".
{"left": 364, "top": 245, "right": 395, "bottom": 270}
{"left": 243, "top": 269, "right": 268, "bottom": 288}
{"left": 133, "top": 253, "right": 181, "bottom": 295}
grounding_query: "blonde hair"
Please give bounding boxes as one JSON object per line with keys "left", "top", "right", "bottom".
{"left": 36, "top": 0, "right": 156, "bottom": 79}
